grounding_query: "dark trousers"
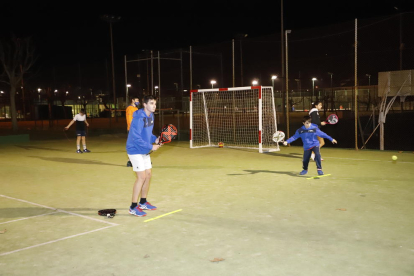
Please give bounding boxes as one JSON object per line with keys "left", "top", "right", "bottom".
{"left": 303, "top": 146, "right": 322, "bottom": 170}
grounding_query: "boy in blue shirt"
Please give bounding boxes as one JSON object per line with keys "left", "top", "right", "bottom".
{"left": 283, "top": 116, "right": 337, "bottom": 175}
{"left": 126, "top": 95, "right": 161, "bottom": 217}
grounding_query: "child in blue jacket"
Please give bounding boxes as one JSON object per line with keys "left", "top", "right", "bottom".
{"left": 283, "top": 116, "right": 337, "bottom": 175}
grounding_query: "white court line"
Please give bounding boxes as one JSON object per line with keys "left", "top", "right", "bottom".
{"left": 324, "top": 157, "right": 414, "bottom": 164}
{"left": 0, "top": 211, "right": 59, "bottom": 225}
{"left": 0, "top": 194, "right": 118, "bottom": 226}
{"left": 0, "top": 194, "right": 120, "bottom": 256}
{"left": 0, "top": 225, "right": 116, "bottom": 256}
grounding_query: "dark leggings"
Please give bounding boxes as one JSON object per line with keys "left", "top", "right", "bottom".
{"left": 303, "top": 146, "right": 322, "bottom": 170}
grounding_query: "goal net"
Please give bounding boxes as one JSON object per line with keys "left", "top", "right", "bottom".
{"left": 190, "top": 86, "right": 279, "bottom": 153}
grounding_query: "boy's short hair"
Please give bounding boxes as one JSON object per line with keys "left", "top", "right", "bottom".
{"left": 303, "top": 115, "right": 311, "bottom": 123}
{"left": 80, "top": 109, "right": 85, "bottom": 113}
{"left": 130, "top": 97, "right": 139, "bottom": 102}
{"left": 143, "top": 95, "right": 156, "bottom": 105}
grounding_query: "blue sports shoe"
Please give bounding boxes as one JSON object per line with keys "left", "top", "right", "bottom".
{"left": 129, "top": 206, "right": 147, "bottom": 217}
{"left": 299, "top": 170, "right": 308, "bottom": 175}
{"left": 317, "top": 170, "right": 324, "bottom": 176}
{"left": 139, "top": 202, "right": 157, "bottom": 211}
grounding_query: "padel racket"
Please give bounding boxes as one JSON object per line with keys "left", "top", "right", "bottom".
{"left": 272, "top": 131, "right": 285, "bottom": 143}
{"left": 98, "top": 209, "right": 117, "bottom": 218}
{"left": 158, "top": 124, "right": 178, "bottom": 144}
{"left": 148, "top": 124, "right": 178, "bottom": 154}
{"left": 325, "top": 114, "right": 339, "bottom": 125}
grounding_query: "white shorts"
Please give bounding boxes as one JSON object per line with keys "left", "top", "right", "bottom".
{"left": 128, "top": 154, "right": 152, "bottom": 172}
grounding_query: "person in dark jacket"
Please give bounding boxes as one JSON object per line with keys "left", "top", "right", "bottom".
{"left": 309, "top": 101, "right": 326, "bottom": 160}
{"left": 283, "top": 116, "right": 337, "bottom": 176}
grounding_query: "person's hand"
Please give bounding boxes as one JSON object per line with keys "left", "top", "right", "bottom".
{"left": 332, "top": 139, "right": 337, "bottom": 144}
{"left": 283, "top": 141, "right": 288, "bottom": 146}
{"left": 321, "top": 122, "right": 326, "bottom": 126}
{"left": 152, "top": 144, "right": 161, "bottom": 151}
{"left": 155, "top": 136, "right": 160, "bottom": 144}
{"left": 64, "top": 126, "right": 69, "bottom": 130}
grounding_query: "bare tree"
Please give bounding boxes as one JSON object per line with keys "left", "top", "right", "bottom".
{"left": 0, "top": 35, "right": 37, "bottom": 131}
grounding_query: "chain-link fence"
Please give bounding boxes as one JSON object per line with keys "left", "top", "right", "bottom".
{"left": 1, "top": 13, "right": 413, "bottom": 150}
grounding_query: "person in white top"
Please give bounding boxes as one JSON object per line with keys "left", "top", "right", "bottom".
{"left": 65, "top": 109, "right": 91, "bottom": 153}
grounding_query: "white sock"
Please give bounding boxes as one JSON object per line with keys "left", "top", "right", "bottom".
{"left": 83, "top": 145, "right": 87, "bottom": 150}
{"left": 77, "top": 145, "right": 80, "bottom": 150}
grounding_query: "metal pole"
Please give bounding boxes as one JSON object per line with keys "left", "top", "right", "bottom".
{"left": 190, "top": 46, "right": 192, "bottom": 90}
{"left": 240, "top": 38, "right": 243, "bottom": 86}
{"left": 158, "top": 51, "right": 162, "bottom": 128}
{"left": 180, "top": 49, "right": 184, "bottom": 109}
{"left": 399, "top": 13, "right": 403, "bottom": 70}
{"left": 281, "top": 0, "right": 285, "bottom": 118}
{"left": 109, "top": 22, "right": 117, "bottom": 121}
{"left": 285, "top": 30, "right": 291, "bottom": 139}
{"left": 151, "top": 50, "right": 154, "bottom": 95}
{"left": 124, "top": 55, "right": 128, "bottom": 105}
{"left": 354, "top": 18, "right": 358, "bottom": 150}
{"left": 232, "top": 39, "right": 235, "bottom": 87}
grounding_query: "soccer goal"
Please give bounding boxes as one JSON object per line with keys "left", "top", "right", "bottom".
{"left": 190, "top": 86, "right": 279, "bottom": 153}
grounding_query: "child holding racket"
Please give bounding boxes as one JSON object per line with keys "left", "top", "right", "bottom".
{"left": 283, "top": 116, "right": 337, "bottom": 176}
{"left": 64, "top": 109, "right": 91, "bottom": 153}
{"left": 309, "top": 101, "right": 325, "bottom": 160}
{"left": 126, "top": 95, "right": 161, "bottom": 217}
{"left": 125, "top": 97, "right": 140, "bottom": 167}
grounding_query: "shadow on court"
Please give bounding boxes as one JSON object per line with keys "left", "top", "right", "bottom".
{"left": 265, "top": 152, "right": 303, "bottom": 159}
{"left": 229, "top": 170, "right": 302, "bottom": 177}
{"left": 14, "top": 145, "right": 71, "bottom": 152}
{"left": 28, "top": 156, "right": 125, "bottom": 167}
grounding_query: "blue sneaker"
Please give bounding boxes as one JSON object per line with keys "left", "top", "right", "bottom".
{"left": 129, "top": 206, "right": 147, "bottom": 217}
{"left": 317, "top": 170, "right": 324, "bottom": 176}
{"left": 299, "top": 170, "right": 308, "bottom": 175}
{"left": 139, "top": 202, "right": 157, "bottom": 211}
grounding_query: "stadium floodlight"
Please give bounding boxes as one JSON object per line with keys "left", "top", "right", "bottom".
{"left": 126, "top": 84, "right": 131, "bottom": 102}
{"left": 252, "top": 80, "right": 258, "bottom": 85}
{"left": 271, "top": 76, "right": 277, "bottom": 91}
{"left": 190, "top": 86, "right": 279, "bottom": 153}
{"left": 210, "top": 80, "right": 216, "bottom": 88}
{"left": 312, "top": 78, "right": 317, "bottom": 99}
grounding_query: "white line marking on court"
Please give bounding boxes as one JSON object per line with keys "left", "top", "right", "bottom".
{"left": 0, "top": 225, "right": 116, "bottom": 256}
{"left": 324, "top": 157, "right": 414, "bottom": 164}
{"left": 0, "top": 211, "right": 59, "bottom": 225}
{"left": 0, "top": 194, "right": 118, "bottom": 226}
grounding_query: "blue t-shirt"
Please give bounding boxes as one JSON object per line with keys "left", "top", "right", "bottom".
{"left": 126, "top": 109, "right": 157, "bottom": 154}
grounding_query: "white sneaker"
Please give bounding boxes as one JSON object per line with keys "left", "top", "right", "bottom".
{"left": 311, "top": 153, "right": 315, "bottom": 161}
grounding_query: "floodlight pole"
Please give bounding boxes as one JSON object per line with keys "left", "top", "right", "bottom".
{"left": 285, "top": 30, "right": 291, "bottom": 140}
{"left": 101, "top": 15, "right": 121, "bottom": 121}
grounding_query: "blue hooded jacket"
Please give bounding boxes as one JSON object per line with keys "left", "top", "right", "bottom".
{"left": 285, "top": 123, "right": 333, "bottom": 150}
{"left": 126, "top": 109, "right": 157, "bottom": 155}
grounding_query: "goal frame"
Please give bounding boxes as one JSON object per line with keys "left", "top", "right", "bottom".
{"left": 189, "top": 86, "right": 279, "bottom": 153}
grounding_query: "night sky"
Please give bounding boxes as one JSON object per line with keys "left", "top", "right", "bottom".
{"left": 1, "top": 1, "right": 413, "bottom": 90}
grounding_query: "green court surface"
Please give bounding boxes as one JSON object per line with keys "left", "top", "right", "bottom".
{"left": 1, "top": 137, "right": 414, "bottom": 276}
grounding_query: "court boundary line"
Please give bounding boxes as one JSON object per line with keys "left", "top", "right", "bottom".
{"left": 0, "top": 211, "right": 59, "bottom": 225}
{"left": 0, "top": 194, "right": 118, "bottom": 226}
{"left": 0, "top": 194, "right": 119, "bottom": 257}
{"left": 323, "top": 157, "right": 414, "bottom": 164}
{"left": 0, "top": 225, "right": 116, "bottom": 256}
